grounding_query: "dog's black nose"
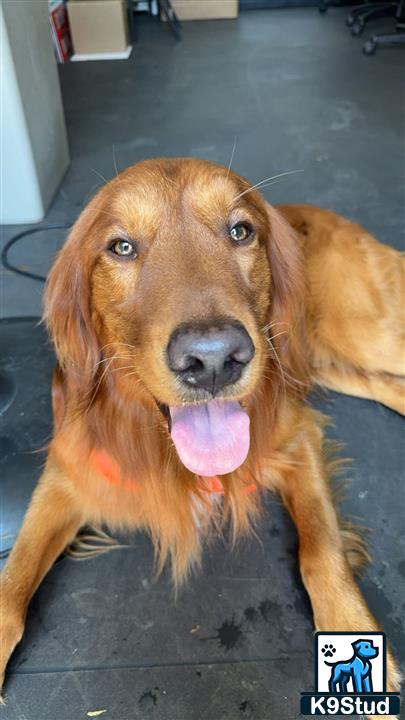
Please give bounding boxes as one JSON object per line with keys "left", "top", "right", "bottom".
{"left": 167, "top": 321, "right": 254, "bottom": 395}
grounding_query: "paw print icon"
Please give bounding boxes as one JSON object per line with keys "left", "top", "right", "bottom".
{"left": 321, "top": 644, "right": 336, "bottom": 659}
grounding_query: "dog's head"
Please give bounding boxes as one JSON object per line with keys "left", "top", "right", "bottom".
{"left": 352, "top": 640, "right": 379, "bottom": 660}
{"left": 45, "top": 158, "right": 307, "bottom": 477}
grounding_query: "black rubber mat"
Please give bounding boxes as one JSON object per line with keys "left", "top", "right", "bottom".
{"left": 1, "top": 319, "right": 53, "bottom": 554}
{"left": 1, "top": 318, "right": 404, "bottom": 720}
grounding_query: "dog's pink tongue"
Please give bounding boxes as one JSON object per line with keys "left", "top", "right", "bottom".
{"left": 169, "top": 400, "right": 250, "bottom": 477}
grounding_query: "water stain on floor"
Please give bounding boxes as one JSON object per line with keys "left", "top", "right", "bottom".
{"left": 244, "top": 606, "right": 260, "bottom": 624}
{"left": 239, "top": 699, "right": 254, "bottom": 717}
{"left": 209, "top": 616, "right": 245, "bottom": 651}
{"left": 138, "top": 689, "right": 158, "bottom": 711}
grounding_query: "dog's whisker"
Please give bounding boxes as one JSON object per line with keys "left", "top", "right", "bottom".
{"left": 264, "top": 345, "right": 307, "bottom": 390}
{"left": 93, "top": 354, "right": 133, "bottom": 367}
{"left": 261, "top": 321, "right": 288, "bottom": 334}
{"left": 100, "top": 341, "right": 137, "bottom": 351}
{"left": 111, "top": 365, "right": 138, "bottom": 373}
{"left": 267, "top": 330, "right": 288, "bottom": 341}
{"left": 266, "top": 340, "right": 287, "bottom": 399}
{"left": 86, "top": 356, "right": 115, "bottom": 411}
{"left": 90, "top": 168, "right": 109, "bottom": 185}
{"left": 247, "top": 177, "right": 301, "bottom": 195}
{"left": 226, "top": 135, "right": 238, "bottom": 178}
{"left": 233, "top": 170, "right": 303, "bottom": 201}
{"left": 91, "top": 355, "right": 134, "bottom": 373}
{"left": 120, "top": 370, "right": 143, "bottom": 381}
{"left": 236, "top": 176, "right": 302, "bottom": 201}
{"left": 112, "top": 145, "right": 119, "bottom": 178}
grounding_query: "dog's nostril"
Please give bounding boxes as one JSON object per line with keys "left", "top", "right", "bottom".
{"left": 178, "top": 355, "right": 204, "bottom": 373}
{"left": 224, "top": 356, "right": 242, "bottom": 373}
{"left": 182, "top": 358, "right": 205, "bottom": 383}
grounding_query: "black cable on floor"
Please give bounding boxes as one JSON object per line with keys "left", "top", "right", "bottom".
{"left": 1, "top": 224, "right": 71, "bottom": 283}
{"left": 1, "top": 226, "right": 71, "bottom": 562}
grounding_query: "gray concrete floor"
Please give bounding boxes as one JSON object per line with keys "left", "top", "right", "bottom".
{"left": 1, "top": 7, "right": 404, "bottom": 320}
{"left": 1, "top": 8, "right": 404, "bottom": 720}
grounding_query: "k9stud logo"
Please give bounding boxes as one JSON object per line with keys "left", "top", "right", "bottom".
{"left": 300, "top": 632, "right": 400, "bottom": 715}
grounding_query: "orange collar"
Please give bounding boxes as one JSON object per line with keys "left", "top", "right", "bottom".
{"left": 89, "top": 448, "right": 257, "bottom": 495}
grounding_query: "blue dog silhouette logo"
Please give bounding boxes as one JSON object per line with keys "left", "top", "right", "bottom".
{"left": 300, "top": 632, "right": 400, "bottom": 715}
{"left": 325, "top": 638, "right": 378, "bottom": 693}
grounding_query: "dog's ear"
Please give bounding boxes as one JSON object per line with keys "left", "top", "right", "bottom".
{"left": 265, "top": 204, "right": 309, "bottom": 391}
{"left": 43, "top": 200, "right": 101, "bottom": 397}
{"left": 352, "top": 640, "right": 361, "bottom": 651}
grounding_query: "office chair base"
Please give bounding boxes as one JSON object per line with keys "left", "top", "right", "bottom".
{"left": 363, "top": 31, "right": 405, "bottom": 52}
{"left": 346, "top": 2, "right": 393, "bottom": 25}
{"left": 319, "top": 0, "right": 359, "bottom": 13}
{"left": 350, "top": 3, "right": 397, "bottom": 35}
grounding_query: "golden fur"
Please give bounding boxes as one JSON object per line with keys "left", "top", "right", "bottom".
{"left": 1, "top": 159, "right": 403, "bottom": 709}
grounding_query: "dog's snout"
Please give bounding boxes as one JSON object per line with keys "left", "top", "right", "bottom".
{"left": 167, "top": 322, "right": 255, "bottom": 394}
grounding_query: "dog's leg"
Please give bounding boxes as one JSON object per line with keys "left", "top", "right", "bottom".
{"left": 328, "top": 672, "right": 339, "bottom": 693}
{"left": 0, "top": 460, "right": 83, "bottom": 696}
{"left": 353, "top": 670, "right": 364, "bottom": 694}
{"left": 340, "top": 675, "right": 349, "bottom": 693}
{"left": 294, "top": 207, "right": 405, "bottom": 414}
{"left": 315, "top": 365, "right": 405, "bottom": 416}
{"left": 363, "top": 674, "right": 372, "bottom": 693}
{"left": 273, "top": 410, "right": 401, "bottom": 697}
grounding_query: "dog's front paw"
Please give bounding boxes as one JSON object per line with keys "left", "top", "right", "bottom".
{"left": 386, "top": 648, "right": 402, "bottom": 694}
{"left": 365, "top": 649, "right": 401, "bottom": 720}
{"left": 0, "top": 609, "right": 25, "bottom": 701}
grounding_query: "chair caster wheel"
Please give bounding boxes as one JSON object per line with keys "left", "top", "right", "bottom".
{"left": 346, "top": 14, "right": 355, "bottom": 26}
{"left": 318, "top": 3, "right": 327, "bottom": 13}
{"left": 351, "top": 21, "right": 364, "bottom": 36}
{"left": 363, "top": 39, "right": 377, "bottom": 55}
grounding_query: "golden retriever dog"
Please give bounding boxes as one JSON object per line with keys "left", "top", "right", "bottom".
{"left": 1, "top": 158, "right": 403, "bottom": 708}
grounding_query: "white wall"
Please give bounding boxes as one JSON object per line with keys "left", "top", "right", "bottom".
{"left": 1, "top": 0, "right": 70, "bottom": 224}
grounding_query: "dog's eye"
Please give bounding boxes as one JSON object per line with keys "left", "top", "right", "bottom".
{"left": 229, "top": 223, "right": 254, "bottom": 245}
{"left": 109, "top": 239, "right": 137, "bottom": 258}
